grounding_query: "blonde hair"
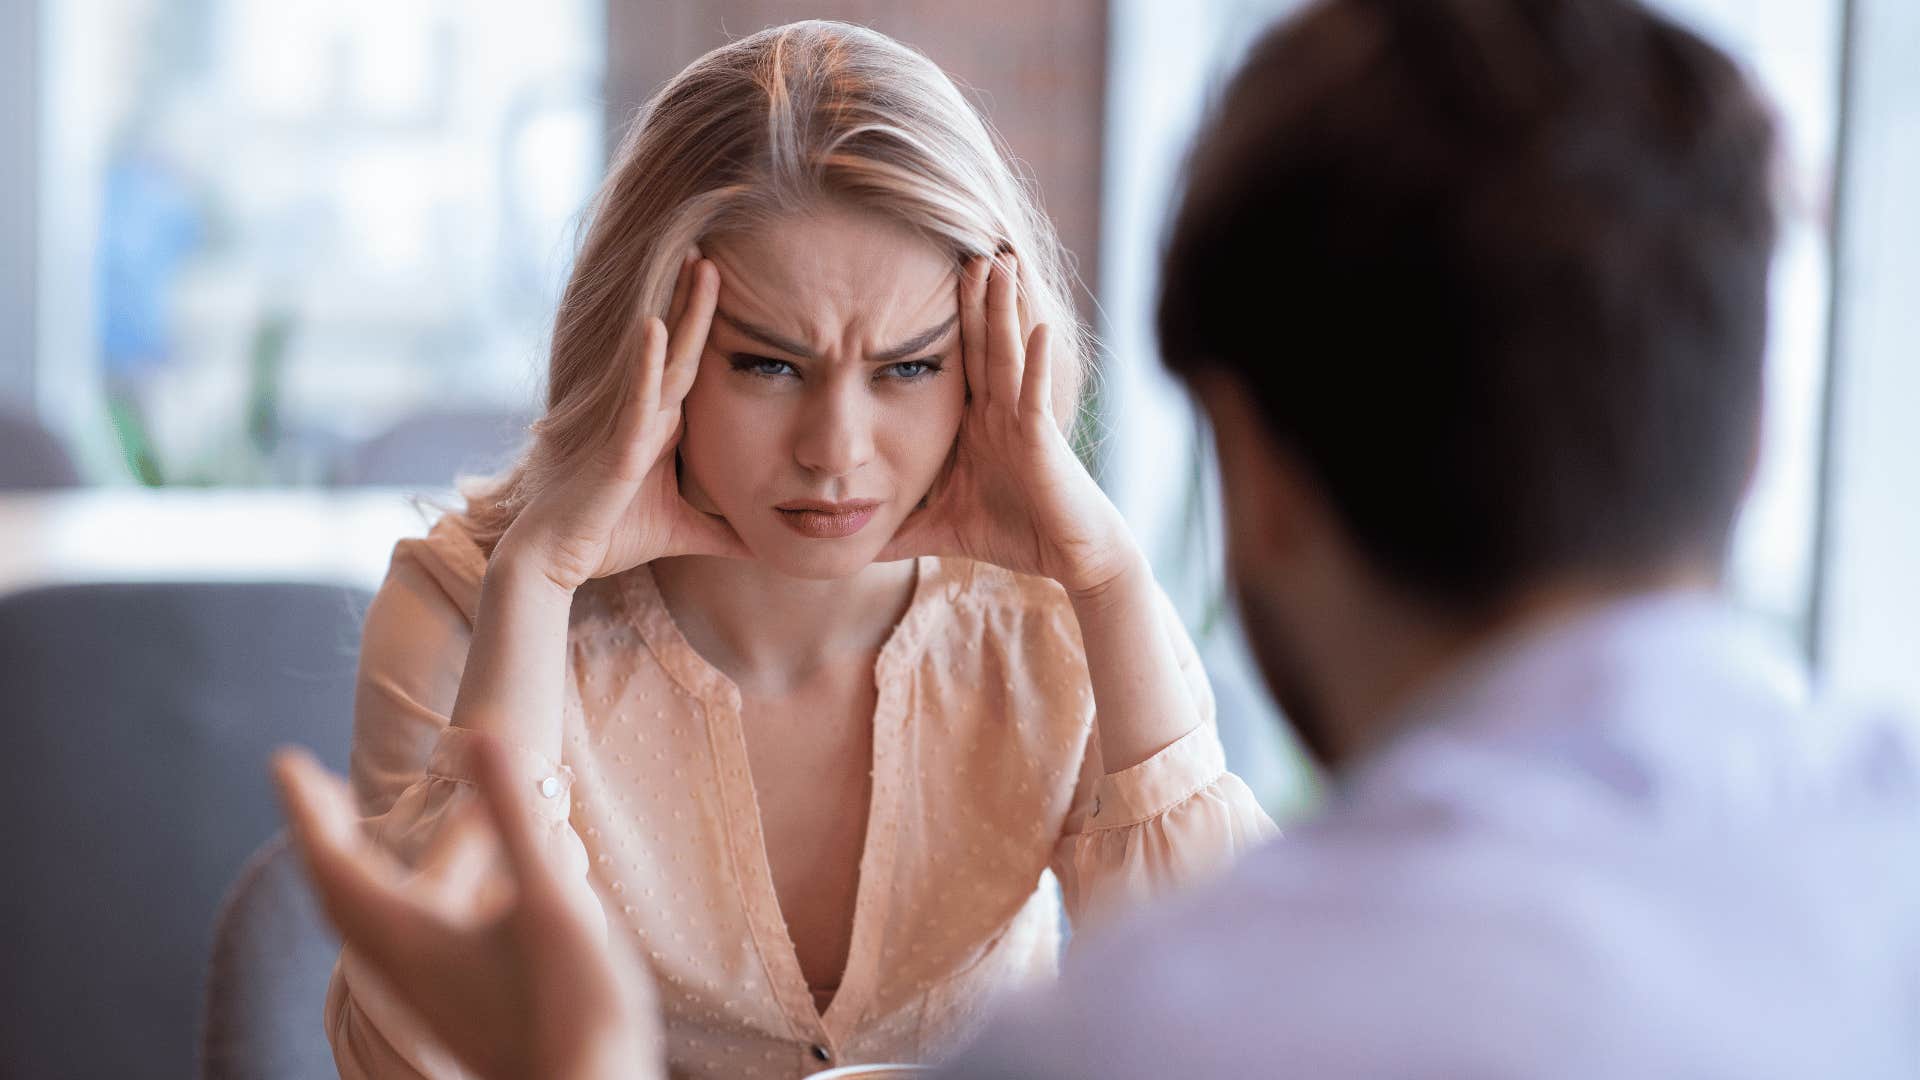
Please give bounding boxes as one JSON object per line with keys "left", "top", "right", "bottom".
{"left": 462, "top": 19, "right": 1091, "bottom": 553}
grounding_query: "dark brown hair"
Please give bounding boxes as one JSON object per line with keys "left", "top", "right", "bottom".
{"left": 1158, "top": 0, "right": 1779, "bottom": 611}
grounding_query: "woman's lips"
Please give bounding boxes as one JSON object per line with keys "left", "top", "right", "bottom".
{"left": 775, "top": 500, "right": 880, "bottom": 539}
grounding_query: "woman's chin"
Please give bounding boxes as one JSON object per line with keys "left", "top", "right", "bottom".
{"left": 741, "top": 534, "right": 893, "bottom": 581}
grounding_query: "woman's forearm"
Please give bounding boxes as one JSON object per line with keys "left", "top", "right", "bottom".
{"left": 448, "top": 544, "right": 578, "bottom": 763}
{"left": 1068, "top": 554, "right": 1201, "bottom": 774}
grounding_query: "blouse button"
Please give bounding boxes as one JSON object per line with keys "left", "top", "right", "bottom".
{"left": 1090, "top": 794, "right": 1102, "bottom": 818}
{"left": 539, "top": 776, "right": 562, "bottom": 799}
{"left": 810, "top": 1044, "right": 831, "bottom": 1062}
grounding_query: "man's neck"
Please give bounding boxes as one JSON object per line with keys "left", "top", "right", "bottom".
{"left": 1325, "top": 566, "right": 1720, "bottom": 768}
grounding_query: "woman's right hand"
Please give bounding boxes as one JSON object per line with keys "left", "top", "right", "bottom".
{"left": 500, "top": 254, "right": 748, "bottom": 593}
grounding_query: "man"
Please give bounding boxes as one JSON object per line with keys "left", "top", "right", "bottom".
{"left": 952, "top": 1, "right": 1919, "bottom": 1073}
{"left": 274, "top": 0, "right": 1920, "bottom": 1075}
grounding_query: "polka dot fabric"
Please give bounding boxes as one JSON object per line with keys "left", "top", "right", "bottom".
{"left": 325, "top": 515, "right": 1277, "bottom": 1079}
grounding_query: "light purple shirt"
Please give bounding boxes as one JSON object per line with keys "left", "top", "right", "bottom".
{"left": 944, "top": 591, "right": 1920, "bottom": 1078}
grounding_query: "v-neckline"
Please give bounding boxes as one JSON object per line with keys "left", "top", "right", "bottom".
{"left": 618, "top": 556, "right": 948, "bottom": 1043}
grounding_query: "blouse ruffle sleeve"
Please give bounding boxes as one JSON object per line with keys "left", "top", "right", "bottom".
{"left": 1049, "top": 586, "right": 1280, "bottom": 933}
{"left": 322, "top": 525, "right": 598, "bottom": 1080}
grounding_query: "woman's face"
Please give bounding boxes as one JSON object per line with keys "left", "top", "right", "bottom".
{"left": 679, "top": 206, "right": 966, "bottom": 579}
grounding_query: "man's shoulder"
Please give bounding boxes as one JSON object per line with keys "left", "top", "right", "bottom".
{"left": 945, "top": 599, "right": 1920, "bottom": 1079}
{"left": 955, "top": 833, "right": 1596, "bottom": 1077}
{"left": 960, "top": 796, "right": 1920, "bottom": 1079}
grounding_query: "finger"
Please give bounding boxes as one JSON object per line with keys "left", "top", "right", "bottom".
{"left": 958, "top": 256, "right": 991, "bottom": 410}
{"left": 469, "top": 742, "right": 626, "bottom": 1016}
{"left": 469, "top": 735, "right": 572, "bottom": 918}
{"left": 601, "top": 318, "right": 666, "bottom": 480}
{"left": 873, "top": 509, "right": 933, "bottom": 563}
{"left": 875, "top": 504, "right": 964, "bottom": 563}
{"left": 615, "top": 317, "right": 667, "bottom": 462}
{"left": 664, "top": 249, "right": 696, "bottom": 330}
{"left": 412, "top": 800, "right": 503, "bottom": 916}
{"left": 1018, "top": 323, "right": 1056, "bottom": 431}
{"left": 873, "top": 450, "right": 958, "bottom": 562}
{"left": 986, "top": 255, "right": 1025, "bottom": 411}
{"left": 271, "top": 747, "right": 367, "bottom": 863}
{"left": 272, "top": 748, "right": 436, "bottom": 958}
{"left": 274, "top": 748, "right": 509, "bottom": 1080}
{"left": 664, "top": 260, "right": 719, "bottom": 405}
{"left": 674, "top": 501, "right": 753, "bottom": 561}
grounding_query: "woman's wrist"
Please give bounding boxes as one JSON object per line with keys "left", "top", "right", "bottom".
{"left": 490, "top": 529, "right": 587, "bottom": 601}
{"left": 1065, "top": 551, "right": 1200, "bottom": 772}
{"left": 449, "top": 534, "right": 581, "bottom": 758}
{"left": 1062, "top": 534, "right": 1150, "bottom": 605}
{"left": 1065, "top": 550, "right": 1152, "bottom": 617}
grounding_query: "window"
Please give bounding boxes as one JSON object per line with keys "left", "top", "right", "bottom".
{"left": 1099, "top": 0, "right": 1856, "bottom": 813}
{"left": 36, "top": 0, "right": 604, "bottom": 484}
{"left": 1659, "top": 0, "right": 1845, "bottom": 659}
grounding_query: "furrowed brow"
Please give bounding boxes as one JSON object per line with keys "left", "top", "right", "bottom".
{"left": 871, "top": 315, "right": 958, "bottom": 364}
{"left": 716, "top": 312, "right": 818, "bottom": 360}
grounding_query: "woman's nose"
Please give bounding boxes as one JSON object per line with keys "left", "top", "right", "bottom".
{"left": 791, "top": 379, "right": 875, "bottom": 478}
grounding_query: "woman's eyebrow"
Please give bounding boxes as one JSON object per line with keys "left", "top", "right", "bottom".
{"left": 714, "top": 311, "right": 956, "bottom": 363}
{"left": 716, "top": 312, "right": 817, "bottom": 359}
{"left": 872, "top": 315, "right": 958, "bottom": 363}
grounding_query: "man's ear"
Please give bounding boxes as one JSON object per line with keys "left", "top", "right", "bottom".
{"left": 1187, "top": 370, "right": 1319, "bottom": 574}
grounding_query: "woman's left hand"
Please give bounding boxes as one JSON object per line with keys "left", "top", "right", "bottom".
{"left": 877, "top": 253, "right": 1138, "bottom": 597}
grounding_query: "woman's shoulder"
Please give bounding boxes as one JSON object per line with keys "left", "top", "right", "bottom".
{"left": 920, "top": 561, "right": 1094, "bottom": 734}
{"left": 353, "top": 512, "right": 487, "bottom": 747}
{"left": 931, "top": 557, "right": 1204, "bottom": 673}
{"left": 936, "top": 557, "right": 1070, "bottom": 612}
{"left": 382, "top": 510, "right": 490, "bottom": 627}
{"left": 933, "top": 557, "right": 1082, "bottom": 646}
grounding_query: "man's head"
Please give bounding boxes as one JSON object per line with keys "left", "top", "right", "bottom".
{"left": 1159, "top": 0, "right": 1778, "bottom": 766}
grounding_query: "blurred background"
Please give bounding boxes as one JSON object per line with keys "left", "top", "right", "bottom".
{"left": 2, "top": 0, "right": 1918, "bottom": 802}
{"left": 1, "top": 1, "right": 1916, "bottom": 1076}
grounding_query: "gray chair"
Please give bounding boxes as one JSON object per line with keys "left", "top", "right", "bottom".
{"left": 0, "top": 408, "right": 82, "bottom": 488}
{"left": 332, "top": 408, "right": 532, "bottom": 487}
{"left": 0, "top": 582, "right": 368, "bottom": 1079}
{"left": 201, "top": 832, "right": 341, "bottom": 1080}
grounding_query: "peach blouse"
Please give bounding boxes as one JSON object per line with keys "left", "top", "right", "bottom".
{"left": 325, "top": 515, "right": 1277, "bottom": 1079}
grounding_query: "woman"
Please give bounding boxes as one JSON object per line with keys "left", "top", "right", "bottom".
{"left": 331, "top": 20, "right": 1276, "bottom": 1079}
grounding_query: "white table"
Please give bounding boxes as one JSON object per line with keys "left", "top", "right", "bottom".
{"left": 0, "top": 488, "right": 448, "bottom": 595}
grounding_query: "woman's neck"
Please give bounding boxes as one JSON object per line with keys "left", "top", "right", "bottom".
{"left": 647, "top": 554, "right": 919, "bottom": 691}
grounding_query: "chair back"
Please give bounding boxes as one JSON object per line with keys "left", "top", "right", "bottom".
{"left": 0, "top": 581, "right": 366, "bottom": 1078}
{"left": 333, "top": 409, "right": 531, "bottom": 487}
{"left": 0, "top": 409, "right": 81, "bottom": 489}
{"left": 201, "top": 832, "right": 342, "bottom": 1080}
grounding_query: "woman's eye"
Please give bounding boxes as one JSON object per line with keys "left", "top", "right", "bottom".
{"left": 883, "top": 359, "right": 942, "bottom": 381}
{"left": 730, "top": 355, "right": 795, "bottom": 378}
